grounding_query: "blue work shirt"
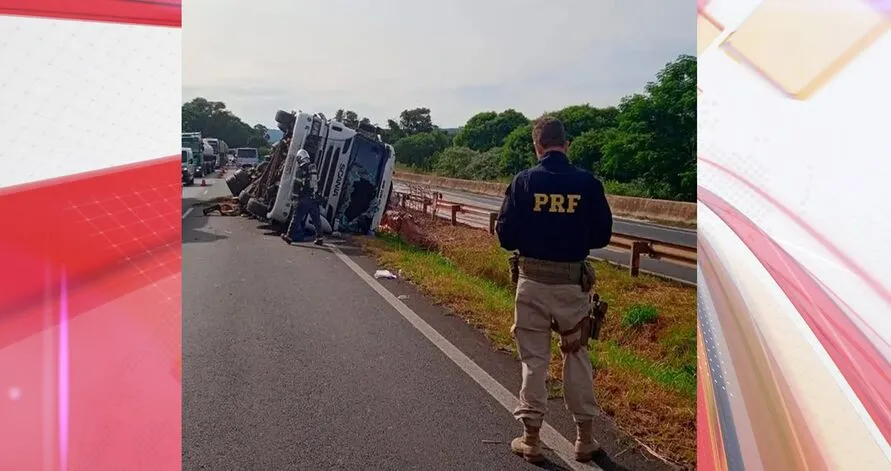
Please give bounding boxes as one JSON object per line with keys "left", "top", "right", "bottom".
{"left": 496, "top": 151, "right": 613, "bottom": 262}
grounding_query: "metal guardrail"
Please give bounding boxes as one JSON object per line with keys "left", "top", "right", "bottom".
{"left": 392, "top": 191, "right": 697, "bottom": 277}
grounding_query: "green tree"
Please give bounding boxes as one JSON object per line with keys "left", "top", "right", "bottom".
{"left": 567, "top": 129, "right": 607, "bottom": 174}
{"left": 382, "top": 119, "right": 404, "bottom": 143}
{"left": 600, "top": 55, "right": 696, "bottom": 200}
{"left": 453, "top": 109, "right": 528, "bottom": 152}
{"left": 182, "top": 97, "right": 265, "bottom": 148}
{"left": 433, "top": 146, "right": 478, "bottom": 178}
{"left": 334, "top": 109, "right": 345, "bottom": 121}
{"left": 553, "top": 104, "right": 619, "bottom": 140}
{"left": 467, "top": 147, "right": 503, "bottom": 180}
{"left": 399, "top": 107, "right": 435, "bottom": 135}
{"left": 343, "top": 110, "right": 359, "bottom": 129}
{"left": 500, "top": 123, "right": 535, "bottom": 175}
{"left": 432, "top": 147, "right": 502, "bottom": 180}
{"left": 393, "top": 131, "right": 451, "bottom": 169}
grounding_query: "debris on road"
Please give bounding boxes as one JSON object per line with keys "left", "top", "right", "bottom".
{"left": 397, "top": 294, "right": 409, "bottom": 300}
{"left": 201, "top": 197, "right": 241, "bottom": 216}
{"left": 374, "top": 270, "right": 397, "bottom": 279}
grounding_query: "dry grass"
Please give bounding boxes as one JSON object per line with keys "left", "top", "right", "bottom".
{"left": 360, "top": 214, "right": 697, "bottom": 467}
{"left": 433, "top": 224, "right": 697, "bottom": 382}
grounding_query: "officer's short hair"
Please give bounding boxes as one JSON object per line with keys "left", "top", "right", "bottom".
{"left": 532, "top": 116, "right": 567, "bottom": 149}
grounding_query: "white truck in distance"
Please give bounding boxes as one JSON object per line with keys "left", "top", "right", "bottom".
{"left": 235, "top": 147, "right": 260, "bottom": 168}
{"left": 266, "top": 110, "right": 395, "bottom": 236}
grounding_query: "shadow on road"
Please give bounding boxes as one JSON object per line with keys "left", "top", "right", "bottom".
{"left": 529, "top": 458, "right": 572, "bottom": 471}
{"left": 592, "top": 451, "right": 634, "bottom": 471}
{"left": 512, "top": 449, "right": 633, "bottom": 471}
{"left": 182, "top": 197, "right": 229, "bottom": 245}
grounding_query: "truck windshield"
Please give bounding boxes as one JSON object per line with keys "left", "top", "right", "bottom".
{"left": 335, "top": 137, "right": 388, "bottom": 233}
{"left": 181, "top": 151, "right": 188, "bottom": 163}
{"left": 236, "top": 148, "right": 258, "bottom": 159}
{"left": 350, "top": 137, "right": 384, "bottom": 187}
{"left": 183, "top": 137, "right": 201, "bottom": 150}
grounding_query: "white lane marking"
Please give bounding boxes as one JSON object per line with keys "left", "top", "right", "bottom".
{"left": 330, "top": 246, "right": 601, "bottom": 471}
{"left": 182, "top": 207, "right": 194, "bottom": 220}
{"left": 203, "top": 189, "right": 208, "bottom": 195}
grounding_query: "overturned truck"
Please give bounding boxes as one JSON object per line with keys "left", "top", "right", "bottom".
{"left": 226, "top": 109, "right": 395, "bottom": 236}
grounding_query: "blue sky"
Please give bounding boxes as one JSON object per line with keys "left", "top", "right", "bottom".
{"left": 183, "top": 0, "right": 695, "bottom": 128}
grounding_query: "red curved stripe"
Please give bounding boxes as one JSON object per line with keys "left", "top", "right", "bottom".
{"left": 0, "top": 0, "right": 181, "bottom": 27}
{"left": 699, "top": 156, "right": 891, "bottom": 307}
{"left": 0, "top": 157, "right": 181, "bottom": 349}
{"left": 698, "top": 186, "right": 891, "bottom": 445}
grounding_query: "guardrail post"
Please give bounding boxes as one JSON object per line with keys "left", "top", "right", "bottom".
{"left": 450, "top": 205, "right": 460, "bottom": 225}
{"left": 488, "top": 212, "right": 498, "bottom": 234}
{"left": 630, "top": 241, "right": 648, "bottom": 277}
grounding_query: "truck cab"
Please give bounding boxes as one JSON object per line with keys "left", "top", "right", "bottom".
{"left": 182, "top": 132, "right": 204, "bottom": 177}
{"left": 181, "top": 148, "right": 196, "bottom": 185}
{"left": 235, "top": 147, "right": 260, "bottom": 168}
{"left": 267, "top": 112, "right": 394, "bottom": 235}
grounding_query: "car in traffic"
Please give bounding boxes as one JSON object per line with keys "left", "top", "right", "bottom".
{"left": 182, "top": 148, "right": 197, "bottom": 185}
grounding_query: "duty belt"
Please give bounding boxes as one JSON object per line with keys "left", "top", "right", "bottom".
{"left": 516, "top": 257, "right": 583, "bottom": 285}
{"left": 508, "top": 254, "right": 596, "bottom": 293}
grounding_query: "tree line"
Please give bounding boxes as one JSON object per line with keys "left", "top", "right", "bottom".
{"left": 182, "top": 99, "right": 273, "bottom": 155}
{"left": 181, "top": 54, "right": 695, "bottom": 201}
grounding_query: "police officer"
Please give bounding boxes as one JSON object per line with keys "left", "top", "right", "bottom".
{"left": 496, "top": 116, "right": 613, "bottom": 463}
{"left": 281, "top": 149, "right": 324, "bottom": 246}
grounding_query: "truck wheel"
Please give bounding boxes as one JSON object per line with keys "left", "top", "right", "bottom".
{"left": 246, "top": 197, "right": 269, "bottom": 219}
{"left": 275, "top": 110, "right": 295, "bottom": 128}
{"left": 238, "top": 190, "right": 252, "bottom": 207}
{"left": 226, "top": 171, "right": 249, "bottom": 197}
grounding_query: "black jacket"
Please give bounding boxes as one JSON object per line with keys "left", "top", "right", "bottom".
{"left": 496, "top": 151, "right": 613, "bottom": 262}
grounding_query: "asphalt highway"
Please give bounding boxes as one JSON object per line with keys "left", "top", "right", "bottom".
{"left": 393, "top": 182, "right": 697, "bottom": 285}
{"left": 181, "top": 177, "right": 673, "bottom": 471}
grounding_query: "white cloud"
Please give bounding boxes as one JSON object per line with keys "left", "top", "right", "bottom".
{"left": 183, "top": 0, "right": 694, "bottom": 127}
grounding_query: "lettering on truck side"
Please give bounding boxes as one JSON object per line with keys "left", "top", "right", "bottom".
{"left": 331, "top": 163, "right": 347, "bottom": 198}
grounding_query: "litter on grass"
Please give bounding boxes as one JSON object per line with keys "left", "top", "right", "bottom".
{"left": 374, "top": 269, "right": 398, "bottom": 279}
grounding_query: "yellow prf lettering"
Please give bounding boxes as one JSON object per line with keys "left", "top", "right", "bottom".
{"left": 533, "top": 193, "right": 549, "bottom": 212}
{"left": 566, "top": 194, "right": 581, "bottom": 213}
{"left": 549, "top": 194, "right": 566, "bottom": 213}
{"left": 533, "top": 193, "right": 581, "bottom": 213}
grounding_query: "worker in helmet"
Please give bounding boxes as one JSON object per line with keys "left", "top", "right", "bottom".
{"left": 281, "top": 149, "right": 324, "bottom": 246}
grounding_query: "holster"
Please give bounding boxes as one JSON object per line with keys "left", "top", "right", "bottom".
{"left": 550, "top": 294, "right": 608, "bottom": 354}
{"left": 508, "top": 253, "right": 520, "bottom": 284}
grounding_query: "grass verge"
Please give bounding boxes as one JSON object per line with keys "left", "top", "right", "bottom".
{"left": 359, "top": 219, "right": 696, "bottom": 467}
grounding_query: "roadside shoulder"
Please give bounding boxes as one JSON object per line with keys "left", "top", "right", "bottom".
{"left": 336, "top": 241, "right": 675, "bottom": 471}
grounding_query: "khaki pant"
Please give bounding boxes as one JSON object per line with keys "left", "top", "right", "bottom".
{"left": 512, "top": 276, "right": 596, "bottom": 425}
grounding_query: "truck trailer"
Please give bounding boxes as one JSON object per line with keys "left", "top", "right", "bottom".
{"left": 181, "top": 132, "right": 205, "bottom": 176}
